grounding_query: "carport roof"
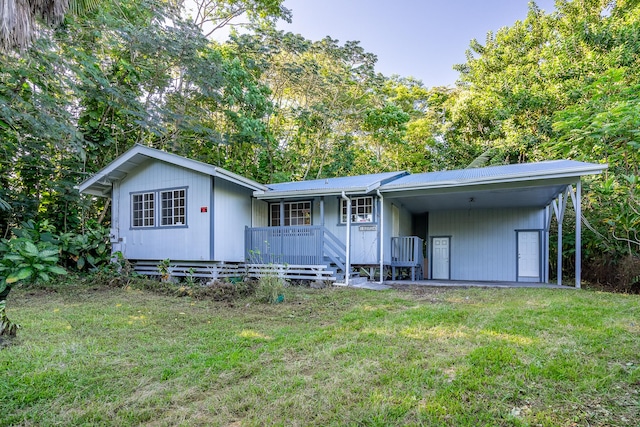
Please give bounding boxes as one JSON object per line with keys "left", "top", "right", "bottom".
{"left": 379, "top": 160, "right": 607, "bottom": 212}
{"left": 379, "top": 160, "right": 606, "bottom": 191}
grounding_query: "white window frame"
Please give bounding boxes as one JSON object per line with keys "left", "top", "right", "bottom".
{"left": 269, "top": 201, "right": 312, "bottom": 226}
{"left": 131, "top": 187, "right": 187, "bottom": 229}
{"left": 341, "top": 196, "right": 374, "bottom": 224}
{"left": 161, "top": 189, "right": 186, "bottom": 226}
{"left": 132, "top": 192, "right": 155, "bottom": 228}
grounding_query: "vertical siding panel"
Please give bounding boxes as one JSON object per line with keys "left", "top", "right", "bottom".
{"left": 252, "top": 199, "right": 268, "bottom": 227}
{"left": 429, "top": 207, "right": 545, "bottom": 281}
{"left": 214, "top": 178, "right": 253, "bottom": 262}
{"left": 118, "top": 161, "right": 211, "bottom": 260}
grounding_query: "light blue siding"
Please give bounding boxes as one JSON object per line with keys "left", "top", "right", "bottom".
{"left": 428, "top": 208, "right": 545, "bottom": 281}
{"left": 252, "top": 199, "right": 268, "bottom": 227}
{"left": 380, "top": 198, "right": 412, "bottom": 264}
{"left": 213, "top": 177, "right": 253, "bottom": 262}
{"left": 117, "top": 160, "right": 212, "bottom": 260}
{"left": 319, "top": 196, "right": 380, "bottom": 264}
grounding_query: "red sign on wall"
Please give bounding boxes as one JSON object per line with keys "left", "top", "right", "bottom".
{"left": 200, "top": 207, "right": 208, "bottom": 213}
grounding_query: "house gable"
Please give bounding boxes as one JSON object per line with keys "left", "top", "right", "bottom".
{"left": 78, "top": 144, "right": 266, "bottom": 197}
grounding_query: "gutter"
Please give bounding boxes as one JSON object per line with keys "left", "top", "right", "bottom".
{"left": 379, "top": 165, "right": 609, "bottom": 192}
{"left": 254, "top": 187, "right": 370, "bottom": 200}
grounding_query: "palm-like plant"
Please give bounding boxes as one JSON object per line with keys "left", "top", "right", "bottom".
{"left": 0, "top": 0, "right": 98, "bottom": 51}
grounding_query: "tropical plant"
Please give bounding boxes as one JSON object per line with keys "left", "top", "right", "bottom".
{"left": 56, "top": 224, "right": 110, "bottom": 271}
{"left": 157, "top": 258, "right": 173, "bottom": 282}
{"left": 0, "top": 237, "right": 66, "bottom": 336}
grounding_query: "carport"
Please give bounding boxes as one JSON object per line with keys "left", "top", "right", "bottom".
{"left": 379, "top": 160, "right": 607, "bottom": 288}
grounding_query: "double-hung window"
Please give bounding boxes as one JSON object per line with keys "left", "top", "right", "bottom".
{"left": 269, "top": 201, "right": 312, "bottom": 226}
{"left": 132, "top": 192, "right": 155, "bottom": 227}
{"left": 131, "top": 188, "right": 187, "bottom": 228}
{"left": 161, "top": 189, "right": 186, "bottom": 226}
{"left": 340, "top": 196, "right": 373, "bottom": 223}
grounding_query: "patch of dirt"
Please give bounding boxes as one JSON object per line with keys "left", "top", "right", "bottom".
{"left": 388, "top": 284, "right": 451, "bottom": 301}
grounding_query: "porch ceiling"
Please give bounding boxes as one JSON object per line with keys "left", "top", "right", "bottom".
{"left": 383, "top": 180, "right": 571, "bottom": 213}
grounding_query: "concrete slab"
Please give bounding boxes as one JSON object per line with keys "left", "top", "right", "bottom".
{"left": 386, "top": 280, "right": 576, "bottom": 289}
{"left": 333, "top": 282, "right": 392, "bottom": 291}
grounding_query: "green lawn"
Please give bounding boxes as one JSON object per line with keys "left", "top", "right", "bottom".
{"left": 1, "top": 283, "right": 638, "bottom": 426}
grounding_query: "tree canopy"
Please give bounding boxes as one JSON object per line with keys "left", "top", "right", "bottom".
{"left": 0, "top": 0, "right": 638, "bottom": 286}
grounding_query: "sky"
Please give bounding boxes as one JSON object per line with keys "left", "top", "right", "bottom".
{"left": 277, "top": 0, "right": 557, "bottom": 88}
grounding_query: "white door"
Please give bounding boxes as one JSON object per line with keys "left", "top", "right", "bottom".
{"left": 518, "top": 231, "right": 540, "bottom": 281}
{"left": 432, "top": 237, "right": 450, "bottom": 280}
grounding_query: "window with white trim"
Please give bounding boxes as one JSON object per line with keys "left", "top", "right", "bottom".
{"left": 341, "top": 196, "right": 373, "bottom": 223}
{"left": 161, "top": 189, "right": 186, "bottom": 226}
{"left": 269, "top": 201, "right": 312, "bottom": 226}
{"left": 132, "top": 192, "right": 155, "bottom": 227}
{"left": 131, "top": 188, "right": 187, "bottom": 228}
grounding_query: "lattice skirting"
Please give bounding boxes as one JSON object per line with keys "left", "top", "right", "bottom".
{"left": 132, "top": 261, "right": 336, "bottom": 282}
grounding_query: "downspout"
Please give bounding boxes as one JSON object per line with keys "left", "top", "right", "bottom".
{"left": 341, "top": 191, "right": 351, "bottom": 286}
{"left": 376, "top": 189, "right": 384, "bottom": 284}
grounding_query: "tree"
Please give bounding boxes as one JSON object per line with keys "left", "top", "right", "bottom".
{"left": 0, "top": 0, "right": 99, "bottom": 51}
{"left": 448, "top": 0, "right": 640, "bottom": 286}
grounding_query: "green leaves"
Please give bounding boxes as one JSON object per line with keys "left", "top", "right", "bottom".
{"left": 0, "top": 237, "right": 66, "bottom": 294}
{"left": 6, "top": 268, "right": 33, "bottom": 284}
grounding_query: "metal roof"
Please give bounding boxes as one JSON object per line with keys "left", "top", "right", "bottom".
{"left": 380, "top": 160, "right": 607, "bottom": 190}
{"left": 379, "top": 160, "right": 607, "bottom": 212}
{"left": 78, "top": 144, "right": 267, "bottom": 196}
{"left": 255, "top": 171, "right": 408, "bottom": 199}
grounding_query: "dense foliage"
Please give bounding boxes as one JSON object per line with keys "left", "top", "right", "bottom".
{"left": 0, "top": 0, "right": 638, "bottom": 288}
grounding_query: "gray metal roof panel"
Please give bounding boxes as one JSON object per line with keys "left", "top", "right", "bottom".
{"left": 265, "top": 171, "right": 407, "bottom": 193}
{"left": 380, "top": 160, "right": 606, "bottom": 189}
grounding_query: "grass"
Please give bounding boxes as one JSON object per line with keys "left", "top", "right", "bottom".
{"left": 0, "top": 282, "right": 638, "bottom": 426}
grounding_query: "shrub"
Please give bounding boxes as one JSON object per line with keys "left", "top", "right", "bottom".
{"left": 0, "top": 237, "right": 67, "bottom": 337}
{"left": 56, "top": 223, "right": 111, "bottom": 271}
{"left": 617, "top": 255, "right": 640, "bottom": 293}
{"left": 255, "top": 274, "right": 287, "bottom": 304}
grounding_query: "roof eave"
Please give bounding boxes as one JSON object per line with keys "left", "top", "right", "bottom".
{"left": 254, "top": 187, "right": 371, "bottom": 200}
{"left": 78, "top": 144, "right": 267, "bottom": 196}
{"left": 380, "top": 165, "right": 608, "bottom": 192}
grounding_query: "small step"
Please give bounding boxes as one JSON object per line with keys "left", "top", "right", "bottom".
{"left": 349, "top": 276, "right": 368, "bottom": 286}
{"left": 334, "top": 275, "right": 368, "bottom": 286}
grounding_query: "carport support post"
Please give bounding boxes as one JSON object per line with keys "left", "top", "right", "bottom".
{"left": 574, "top": 180, "right": 582, "bottom": 289}
{"left": 377, "top": 190, "right": 384, "bottom": 284}
{"left": 557, "top": 193, "right": 563, "bottom": 287}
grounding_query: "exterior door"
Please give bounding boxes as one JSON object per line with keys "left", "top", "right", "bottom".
{"left": 517, "top": 231, "right": 541, "bottom": 282}
{"left": 432, "top": 237, "right": 450, "bottom": 280}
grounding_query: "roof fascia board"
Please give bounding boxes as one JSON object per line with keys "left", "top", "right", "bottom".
{"left": 78, "top": 144, "right": 145, "bottom": 193}
{"left": 140, "top": 147, "right": 266, "bottom": 191}
{"left": 381, "top": 177, "right": 580, "bottom": 199}
{"left": 254, "top": 171, "right": 411, "bottom": 200}
{"left": 214, "top": 168, "right": 268, "bottom": 191}
{"left": 79, "top": 144, "right": 267, "bottom": 194}
{"left": 380, "top": 164, "right": 608, "bottom": 193}
{"left": 254, "top": 187, "right": 370, "bottom": 200}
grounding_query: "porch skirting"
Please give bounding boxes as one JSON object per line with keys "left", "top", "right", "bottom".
{"left": 132, "top": 260, "right": 336, "bottom": 282}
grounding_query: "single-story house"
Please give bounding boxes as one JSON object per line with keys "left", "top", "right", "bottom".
{"left": 78, "top": 144, "right": 607, "bottom": 287}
